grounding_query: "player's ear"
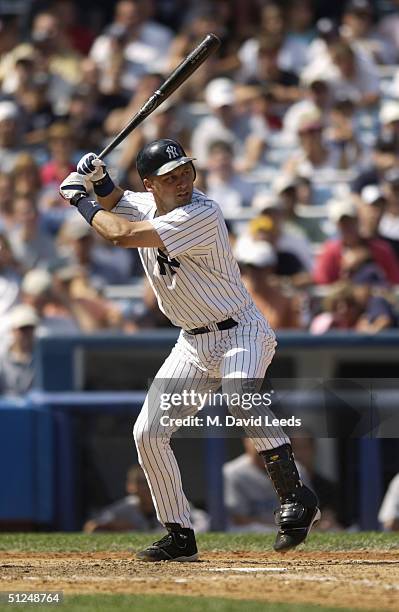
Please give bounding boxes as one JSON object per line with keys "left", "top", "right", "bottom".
{"left": 143, "top": 177, "right": 153, "bottom": 193}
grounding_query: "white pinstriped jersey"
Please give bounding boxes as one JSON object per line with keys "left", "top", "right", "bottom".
{"left": 113, "top": 188, "right": 253, "bottom": 330}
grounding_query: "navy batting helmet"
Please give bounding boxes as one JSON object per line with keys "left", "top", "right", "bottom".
{"left": 136, "top": 139, "right": 196, "bottom": 180}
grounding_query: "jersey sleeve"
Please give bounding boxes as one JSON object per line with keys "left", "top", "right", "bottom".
{"left": 150, "top": 202, "right": 218, "bottom": 258}
{"left": 112, "top": 190, "right": 152, "bottom": 222}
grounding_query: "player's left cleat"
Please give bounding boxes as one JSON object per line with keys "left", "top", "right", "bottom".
{"left": 273, "top": 484, "right": 321, "bottom": 552}
{"left": 136, "top": 523, "right": 198, "bottom": 562}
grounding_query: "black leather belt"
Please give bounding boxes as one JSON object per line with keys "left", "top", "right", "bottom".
{"left": 185, "top": 318, "right": 238, "bottom": 335}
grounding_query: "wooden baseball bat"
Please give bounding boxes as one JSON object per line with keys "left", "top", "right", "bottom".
{"left": 98, "top": 33, "right": 221, "bottom": 160}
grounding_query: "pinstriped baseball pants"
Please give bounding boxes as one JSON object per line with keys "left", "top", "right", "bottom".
{"left": 133, "top": 306, "right": 290, "bottom": 529}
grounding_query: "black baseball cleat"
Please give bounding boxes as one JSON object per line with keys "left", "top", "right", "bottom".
{"left": 136, "top": 523, "right": 198, "bottom": 562}
{"left": 273, "top": 485, "right": 321, "bottom": 552}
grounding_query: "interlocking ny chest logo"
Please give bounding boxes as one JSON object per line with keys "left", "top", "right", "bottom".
{"left": 157, "top": 249, "right": 180, "bottom": 275}
{"left": 165, "top": 145, "right": 179, "bottom": 159}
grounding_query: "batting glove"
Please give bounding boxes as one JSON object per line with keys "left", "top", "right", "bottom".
{"left": 77, "top": 153, "right": 106, "bottom": 182}
{"left": 59, "top": 172, "right": 88, "bottom": 204}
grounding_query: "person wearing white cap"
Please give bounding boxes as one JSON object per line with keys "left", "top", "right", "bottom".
{"left": 20, "top": 267, "right": 80, "bottom": 335}
{"left": 282, "top": 77, "right": 331, "bottom": 145}
{"left": 191, "top": 77, "right": 267, "bottom": 170}
{"left": 314, "top": 197, "right": 399, "bottom": 284}
{"left": 378, "top": 101, "right": 399, "bottom": 151}
{"left": 357, "top": 185, "right": 387, "bottom": 241}
{"left": 0, "top": 304, "right": 39, "bottom": 396}
{"left": 234, "top": 236, "right": 300, "bottom": 329}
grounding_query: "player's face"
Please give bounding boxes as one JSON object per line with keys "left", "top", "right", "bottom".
{"left": 144, "top": 163, "right": 195, "bottom": 212}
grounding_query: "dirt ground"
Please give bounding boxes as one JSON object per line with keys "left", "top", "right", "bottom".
{"left": 1, "top": 550, "right": 399, "bottom": 611}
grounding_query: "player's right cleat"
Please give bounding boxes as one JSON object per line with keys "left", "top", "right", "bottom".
{"left": 136, "top": 523, "right": 198, "bottom": 562}
{"left": 273, "top": 484, "right": 321, "bottom": 552}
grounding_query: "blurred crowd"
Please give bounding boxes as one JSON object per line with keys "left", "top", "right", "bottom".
{"left": 2, "top": 0, "right": 399, "bottom": 395}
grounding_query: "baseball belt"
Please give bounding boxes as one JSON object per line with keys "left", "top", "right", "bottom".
{"left": 185, "top": 318, "right": 238, "bottom": 335}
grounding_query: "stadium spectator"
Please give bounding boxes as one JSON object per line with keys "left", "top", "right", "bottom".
{"left": 0, "top": 11, "right": 82, "bottom": 113}
{"left": 124, "top": 277, "right": 173, "bottom": 331}
{"left": 0, "top": 304, "right": 39, "bottom": 396}
{"left": 302, "top": 17, "right": 341, "bottom": 80}
{"left": 204, "top": 141, "right": 256, "bottom": 217}
{"left": 286, "top": 0, "right": 316, "bottom": 60}
{"left": 284, "top": 110, "right": 342, "bottom": 179}
{"left": 11, "top": 154, "right": 43, "bottom": 200}
{"left": 326, "top": 39, "right": 380, "bottom": 108}
{"left": 167, "top": 4, "right": 238, "bottom": 89}
{"left": 378, "top": 169, "right": 399, "bottom": 259}
{"left": 9, "top": 195, "right": 57, "bottom": 273}
{"left": 52, "top": 0, "right": 95, "bottom": 56}
{"left": 243, "top": 84, "right": 282, "bottom": 132}
{"left": 0, "top": 13, "right": 20, "bottom": 59}
{"left": 249, "top": 200, "right": 313, "bottom": 281}
{"left": 0, "top": 172, "right": 15, "bottom": 233}
{"left": 296, "top": 175, "right": 314, "bottom": 205}
{"left": 57, "top": 216, "right": 133, "bottom": 286}
{"left": 378, "top": 473, "right": 399, "bottom": 531}
{"left": 83, "top": 464, "right": 209, "bottom": 533}
{"left": 0, "top": 233, "right": 21, "bottom": 318}
{"left": 250, "top": 37, "right": 302, "bottom": 108}
{"left": 378, "top": 101, "right": 399, "bottom": 153}
{"left": 40, "top": 123, "right": 76, "bottom": 188}
{"left": 12, "top": 66, "right": 57, "bottom": 150}
{"left": 313, "top": 199, "right": 399, "bottom": 285}
{"left": 283, "top": 77, "right": 331, "bottom": 144}
{"left": 191, "top": 77, "right": 268, "bottom": 171}
{"left": 238, "top": 2, "right": 311, "bottom": 80}
{"left": 357, "top": 185, "right": 387, "bottom": 240}
{"left": 341, "top": 0, "right": 396, "bottom": 64}
{"left": 60, "top": 87, "right": 104, "bottom": 155}
{"left": 302, "top": 38, "right": 380, "bottom": 108}
{"left": 272, "top": 174, "right": 328, "bottom": 243}
{"left": 52, "top": 264, "right": 125, "bottom": 332}
{"left": 0, "top": 101, "right": 23, "bottom": 173}
{"left": 89, "top": 0, "right": 173, "bottom": 95}
{"left": 234, "top": 236, "right": 301, "bottom": 329}
{"left": 351, "top": 135, "right": 397, "bottom": 194}
{"left": 325, "top": 96, "right": 363, "bottom": 170}
{"left": 378, "top": 0, "right": 399, "bottom": 60}
{"left": 310, "top": 282, "right": 398, "bottom": 333}
{"left": 20, "top": 268, "right": 79, "bottom": 334}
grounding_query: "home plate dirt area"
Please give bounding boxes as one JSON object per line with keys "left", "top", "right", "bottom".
{"left": 1, "top": 550, "right": 399, "bottom": 610}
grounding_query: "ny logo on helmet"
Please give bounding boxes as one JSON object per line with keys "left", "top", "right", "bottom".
{"left": 165, "top": 145, "right": 179, "bottom": 159}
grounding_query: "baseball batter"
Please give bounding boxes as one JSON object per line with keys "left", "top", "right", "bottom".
{"left": 59, "top": 139, "right": 320, "bottom": 561}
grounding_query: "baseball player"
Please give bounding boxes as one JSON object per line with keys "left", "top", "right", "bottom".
{"left": 59, "top": 139, "right": 320, "bottom": 561}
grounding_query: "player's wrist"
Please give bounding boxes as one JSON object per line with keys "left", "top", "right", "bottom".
{"left": 93, "top": 172, "right": 115, "bottom": 197}
{"left": 74, "top": 196, "right": 105, "bottom": 225}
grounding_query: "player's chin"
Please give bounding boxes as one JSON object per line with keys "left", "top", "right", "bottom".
{"left": 176, "top": 192, "right": 192, "bottom": 205}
